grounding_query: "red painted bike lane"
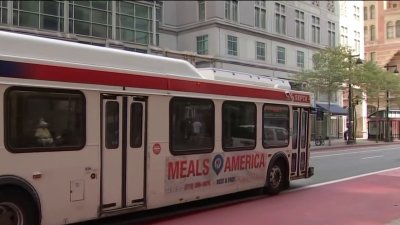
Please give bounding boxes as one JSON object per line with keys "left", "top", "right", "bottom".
{"left": 141, "top": 168, "right": 400, "bottom": 225}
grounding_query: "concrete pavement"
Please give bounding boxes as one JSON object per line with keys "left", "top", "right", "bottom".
{"left": 310, "top": 138, "right": 400, "bottom": 151}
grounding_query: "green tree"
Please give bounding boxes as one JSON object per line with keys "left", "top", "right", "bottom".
{"left": 295, "top": 46, "right": 357, "bottom": 145}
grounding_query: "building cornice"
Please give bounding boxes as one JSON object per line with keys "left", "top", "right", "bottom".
{"left": 159, "top": 18, "right": 325, "bottom": 51}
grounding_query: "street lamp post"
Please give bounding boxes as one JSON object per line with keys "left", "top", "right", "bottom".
{"left": 383, "top": 64, "right": 399, "bottom": 142}
{"left": 347, "top": 54, "right": 363, "bottom": 144}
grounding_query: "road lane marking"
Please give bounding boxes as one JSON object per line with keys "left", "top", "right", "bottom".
{"left": 311, "top": 147, "right": 399, "bottom": 158}
{"left": 361, "top": 155, "right": 384, "bottom": 160}
{"left": 286, "top": 166, "right": 400, "bottom": 193}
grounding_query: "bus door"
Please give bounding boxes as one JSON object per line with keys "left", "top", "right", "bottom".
{"left": 291, "top": 107, "right": 309, "bottom": 177}
{"left": 101, "top": 94, "right": 146, "bottom": 212}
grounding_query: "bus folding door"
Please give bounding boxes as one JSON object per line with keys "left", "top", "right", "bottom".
{"left": 101, "top": 94, "right": 146, "bottom": 211}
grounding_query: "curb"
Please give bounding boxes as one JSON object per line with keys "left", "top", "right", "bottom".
{"left": 311, "top": 142, "right": 400, "bottom": 151}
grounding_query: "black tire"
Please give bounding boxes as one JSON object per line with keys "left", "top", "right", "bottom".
{"left": 0, "top": 188, "right": 39, "bottom": 225}
{"left": 264, "top": 160, "right": 288, "bottom": 195}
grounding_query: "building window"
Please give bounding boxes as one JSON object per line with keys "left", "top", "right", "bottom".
{"left": 255, "top": 1, "right": 266, "bottom": 29}
{"left": 297, "top": 51, "right": 304, "bottom": 68}
{"left": 295, "top": 10, "right": 305, "bottom": 40}
{"left": 277, "top": 46, "right": 286, "bottom": 64}
{"left": 370, "top": 5, "right": 375, "bottom": 19}
{"left": 227, "top": 35, "right": 238, "bottom": 56}
{"left": 353, "top": 5, "right": 360, "bottom": 21}
{"left": 370, "top": 52, "right": 376, "bottom": 62}
{"left": 364, "top": 26, "right": 368, "bottom": 42}
{"left": 340, "top": 3, "right": 347, "bottom": 16}
{"left": 328, "top": 21, "right": 336, "bottom": 47}
{"left": 370, "top": 25, "right": 376, "bottom": 41}
{"left": 341, "top": 26, "right": 348, "bottom": 46}
{"left": 222, "top": 101, "right": 256, "bottom": 151}
{"left": 275, "top": 3, "right": 286, "bottom": 35}
{"left": 354, "top": 31, "right": 360, "bottom": 54}
{"left": 170, "top": 97, "right": 214, "bottom": 154}
{"left": 387, "top": 21, "right": 394, "bottom": 39}
{"left": 115, "top": 2, "right": 155, "bottom": 45}
{"left": 0, "top": 1, "right": 7, "bottom": 24}
{"left": 69, "top": 1, "right": 112, "bottom": 39}
{"left": 388, "top": 1, "right": 398, "bottom": 8}
{"left": 196, "top": 35, "right": 208, "bottom": 55}
{"left": 364, "top": 6, "right": 368, "bottom": 20}
{"left": 327, "top": 1, "right": 335, "bottom": 13}
{"left": 312, "top": 1, "right": 320, "bottom": 7}
{"left": 5, "top": 87, "right": 85, "bottom": 152}
{"left": 198, "top": 0, "right": 205, "bottom": 21}
{"left": 225, "top": 0, "right": 238, "bottom": 22}
{"left": 256, "top": 41, "right": 266, "bottom": 60}
{"left": 13, "top": 1, "right": 64, "bottom": 31}
{"left": 262, "top": 104, "right": 289, "bottom": 148}
{"left": 311, "top": 16, "right": 320, "bottom": 44}
{"left": 396, "top": 21, "right": 400, "bottom": 38}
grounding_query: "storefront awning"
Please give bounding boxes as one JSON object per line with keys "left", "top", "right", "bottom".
{"left": 316, "top": 103, "right": 348, "bottom": 116}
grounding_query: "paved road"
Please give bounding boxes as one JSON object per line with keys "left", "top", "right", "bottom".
{"left": 292, "top": 145, "right": 400, "bottom": 188}
{"left": 77, "top": 144, "right": 400, "bottom": 225}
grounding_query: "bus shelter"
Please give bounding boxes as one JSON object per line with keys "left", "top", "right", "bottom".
{"left": 368, "top": 110, "right": 400, "bottom": 141}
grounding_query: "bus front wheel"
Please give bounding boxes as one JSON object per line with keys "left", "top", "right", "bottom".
{"left": 0, "top": 188, "right": 39, "bottom": 225}
{"left": 265, "top": 160, "right": 287, "bottom": 195}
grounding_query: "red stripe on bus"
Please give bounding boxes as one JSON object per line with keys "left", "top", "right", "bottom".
{"left": 23, "top": 62, "right": 309, "bottom": 103}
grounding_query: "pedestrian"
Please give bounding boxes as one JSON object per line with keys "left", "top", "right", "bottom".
{"left": 344, "top": 129, "right": 348, "bottom": 142}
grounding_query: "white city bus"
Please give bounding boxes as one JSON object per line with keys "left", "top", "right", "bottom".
{"left": 0, "top": 31, "right": 314, "bottom": 225}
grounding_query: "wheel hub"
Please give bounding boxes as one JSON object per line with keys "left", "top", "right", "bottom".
{"left": 270, "top": 166, "right": 282, "bottom": 188}
{"left": 0, "top": 203, "right": 23, "bottom": 225}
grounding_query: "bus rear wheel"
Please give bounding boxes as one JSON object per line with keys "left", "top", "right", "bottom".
{"left": 265, "top": 160, "right": 287, "bottom": 195}
{"left": 0, "top": 188, "right": 38, "bottom": 225}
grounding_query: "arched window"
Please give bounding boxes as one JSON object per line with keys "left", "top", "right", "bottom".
{"left": 364, "top": 7, "right": 368, "bottom": 20}
{"left": 364, "top": 26, "right": 368, "bottom": 41}
{"left": 370, "top": 25, "right": 376, "bottom": 41}
{"left": 387, "top": 21, "right": 394, "bottom": 39}
{"left": 396, "top": 20, "right": 400, "bottom": 38}
{"left": 370, "top": 5, "right": 375, "bottom": 19}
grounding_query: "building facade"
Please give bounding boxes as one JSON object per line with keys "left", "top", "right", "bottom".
{"left": 0, "top": 1, "right": 161, "bottom": 52}
{"left": 364, "top": 1, "right": 400, "bottom": 136}
{"left": 339, "top": 0, "right": 367, "bottom": 139}
{"left": 156, "top": 1, "right": 339, "bottom": 80}
{"left": 0, "top": 0, "right": 343, "bottom": 139}
{"left": 364, "top": 1, "right": 400, "bottom": 68}
{"left": 363, "top": 0, "right": 400, "bottom": 141}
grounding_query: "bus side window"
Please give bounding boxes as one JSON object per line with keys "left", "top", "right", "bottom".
{"left": 5, "top": 87, "right": 85, "bottom": 152}
{"left": 170, "top": 97, "right": 214, "bottom": 154}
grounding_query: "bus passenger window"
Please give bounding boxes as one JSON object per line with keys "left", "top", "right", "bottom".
{"left": 5, "top": 87, "right": 85, "bottom": 152}
{"left": 263, "top": 104, "right": 289, "bottom": 148}
{"left": 222, "top": 101, "right": 256, "bottom": 151}
{"left": 170, "top": 97, "right": 214, "bottom": 154}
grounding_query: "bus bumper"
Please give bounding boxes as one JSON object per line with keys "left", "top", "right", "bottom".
{"left": 307, "top": 167, "right": 314, "bottom": 178}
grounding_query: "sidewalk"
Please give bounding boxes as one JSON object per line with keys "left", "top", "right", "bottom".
{"left": 310, "top": 138, "right": 400, "bottom": 151}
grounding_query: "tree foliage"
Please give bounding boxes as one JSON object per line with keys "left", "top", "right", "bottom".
{"left": 296, "top": 46, "right": 352, "bottom": 97}
{"left": 294, "top": 46, "right": 400, "bottom": 109}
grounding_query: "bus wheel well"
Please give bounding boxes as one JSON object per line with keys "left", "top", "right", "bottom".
{"left": 0, "top": 177, "right": 41, "bottom": 225}
{"left": 264, "top": 153, "right": 289, "bottom": 195}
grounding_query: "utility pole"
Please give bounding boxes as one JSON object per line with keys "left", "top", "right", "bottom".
{"left": 383, "top": 64, "right": 398, "bottom": 142}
